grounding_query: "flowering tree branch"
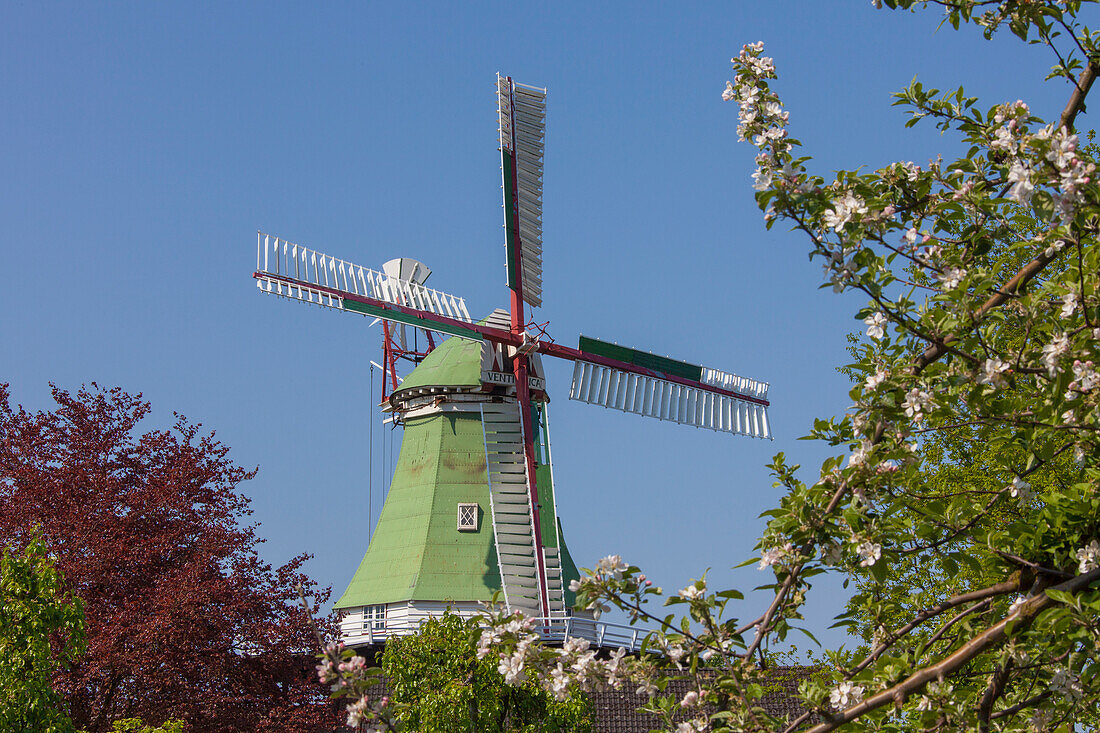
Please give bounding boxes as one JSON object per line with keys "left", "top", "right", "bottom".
{"left": 801, "top": 568, "right": 1100, "bottom": 733}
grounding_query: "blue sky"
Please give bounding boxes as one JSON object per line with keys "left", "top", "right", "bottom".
{"left": 1, "top": 2, "right": 1081, "bottom": 651}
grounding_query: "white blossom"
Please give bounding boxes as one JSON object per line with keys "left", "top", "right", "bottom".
{"left": 562, "top": 637, "right": 590, "bottom": 655}
{"left": 345, "top": 695, "right": 375, "bottom": 729}
{"left": 1007, "top": 159, "right": 1034, "bottom": 204}
{"left": 1007, "top": 476, "right": 1033, "bottom": 505}
{"left": 1076, "top": 539, "right": 1100, "bottom": 574}
{"left": 937, "top": 267, "right": 966, "bottom": 291}
{"left": 1061, "top": 291, "right": 1078, "bottom": 317}
{"left": 498, "top": 651, "right": 526, "bottom": 685}
{"left": 752, "top": 166, "right": 773, "bottom": 191}
{"left": 595, "top": 554, "right": 629, "bottom": 580}
{"left": 978, "top": 358, "right": 1010, "bottom": 388}
{"left": 678, "top": 581, "right": 705, "bottom": 600}
{"left": 758, "top": 542, "right": 791, "bottom": 570}
{"left": 666, "top": 643, "right": 686, "bottom": 669}
{"left": 569, "top": 649, "right": 598, "bottom": 687}
{"left": 855, "top": 540, "right": 882, "bottom": 567}
{"left": 1070, "top": 360, "right": 1098, "bottom": 392}
{"left": 849, "top": 440, "right": 871, "bottom": 467}
{"left": 829, "top": 680, "right": 865, "bottom": 710}
{"left": 822, "top": 190, "right": 869, "bottom": 232}
{"left": 989, "top": 125, "right": 1018, "bottom": 154}
{"left": 549, "top": 663, "right": 571, "bottom": 700}
{"left": 1029, "top": 708, "right": 1055, "bottom": 731}
{"left": 864, "top": 312, "right": 888, "bottom": 340}
{"left": 605, "top": 647, "right": 627, "bottom": 688}
{"left": 1050, "top": 667, "right": 1084, "bottom": 702}
{"left": 1046, "top": 127, "right": 1078, "bottom": 169}
{"left": 680, "top": 690, "right": 700, "bottom": 708}
{"left": 864, "top": 369, "right": 887, "bottom": 390}
{"left": 635, "top": 677, "right": 657, "bottom": 697}
{"left": 902, "top": 387, "right": 933, "bottom": 422}
{"left": 1041, "top": 333, "right": 1070, "bottom": 376}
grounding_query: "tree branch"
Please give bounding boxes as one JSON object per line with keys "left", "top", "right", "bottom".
{"left": 1061, "top": 58, "right": 1098, "bottom": 131}
{"left": 977, "top": 659, "right": 1012, "bottom": 733}
{"left": 848, "top": 581, "right": 1015, "bottom": 677}
{"left": 801, "top": 568, "right": 1100, "bottom": 733}
{"left": 914, "top": 242, "right": 1067, "bottom": 374}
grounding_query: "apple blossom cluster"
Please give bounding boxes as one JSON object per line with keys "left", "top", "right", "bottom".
{"left": 1006, "top": 476, "right": 1033, "bottom": 506}
{"left": 757, "top": 542, "right": 793, "bottom": 570}
{"left": 1076, "top": 539, "right": 1100, "bottom": 574}
{"left": 977, "top": 357, "right": 1010, "bottom": 388}
{"left": 724, "top": 41, "right": 809, "bottom": 218}
{"left": 852, "top": 539, "right": 882, "bottom": 568}
{"left": 1049, "top": 666, "right": 1085, "bottom": 703}
{"left": 863, "top": 312, "right": 887, "bottom": 340}
{"left": 901, "top": 387, "right": 933, "bottom": 422}
{"left": 476, "top": 608, "right": 639, "bottom": 702}
{"left": 1069, "top": 359, "right": 1099, "bottom": 392}
{"left": 829, "top": 680, "right": 865, "bottom": 711}
{"left": 313, "top": 641, "right": 396, "bottom": 732}
{"left": 1041, "top": 332, "right": 1071, "bottom": 377}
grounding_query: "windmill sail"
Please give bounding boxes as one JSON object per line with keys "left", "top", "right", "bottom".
{"left": 498, "top": 75, "right": 545, "bottom": 308}
{"left": 567, "top": 336, "right": 772, "bottom": 439}
{"left": 254, "top": 232, "right": 478, "bottom": 340}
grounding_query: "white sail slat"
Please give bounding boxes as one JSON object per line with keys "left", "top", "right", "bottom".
{"left": 568, "top": 360, "right": 772, "bottom": 439}
{"left": 254, "top": 233, "right": 476, "bottom": 338}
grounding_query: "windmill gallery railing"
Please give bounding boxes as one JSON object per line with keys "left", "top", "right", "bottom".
{"left": 339, "top": 612, "right": 650, "bottom": 652}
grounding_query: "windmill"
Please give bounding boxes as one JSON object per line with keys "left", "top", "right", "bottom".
{"left": 252, "top": 75, "right": 771, "bottom": 648}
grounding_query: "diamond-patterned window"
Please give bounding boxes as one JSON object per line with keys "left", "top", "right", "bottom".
{"left": 457, "top": 503, "right": 479, "bottom": 531}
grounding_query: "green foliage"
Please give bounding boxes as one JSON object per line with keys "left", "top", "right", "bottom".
{"left": 0, "top": 534, "right": 86, "bottom": 733}
{"left": 560, "top": 4, "right": 1100, "bottom": 731}
{"left": 102, "top": 719, "right": 184, "bottom": 733}
{"left": 381, "top": 611, "right": 591, "bottom": 733}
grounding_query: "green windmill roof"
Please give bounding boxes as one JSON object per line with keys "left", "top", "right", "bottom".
{"left": 336, "top": 326, "right": 583, "bottom": 612}
{"left": 394, "top": 335, "right": 484, "bottom": 394}
{"left": 334, "top": 405, "right": 584, "bottom": 611}
{"left": 335, "top": 409, "right": 500, "bottom": 608}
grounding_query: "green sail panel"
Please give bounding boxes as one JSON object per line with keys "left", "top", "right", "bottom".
{"left": 502, "top": 152, "right": 520, "bottom": 292}
{"left": 578, "top": 335, "right": 703, "bottom": 382}
{"left": 343, "top": 299, "right": 483, "bottom": 342}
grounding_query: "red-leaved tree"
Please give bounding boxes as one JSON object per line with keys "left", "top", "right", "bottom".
{"left": 0, "top": 383, "right": 338, "bottom": 732}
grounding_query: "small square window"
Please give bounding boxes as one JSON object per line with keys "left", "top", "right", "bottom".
{"left": 362, "top": 604, "right": 385, "bottom": 631}
{"left": 457, "top": 503, "right": 479, "bottom": 531}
